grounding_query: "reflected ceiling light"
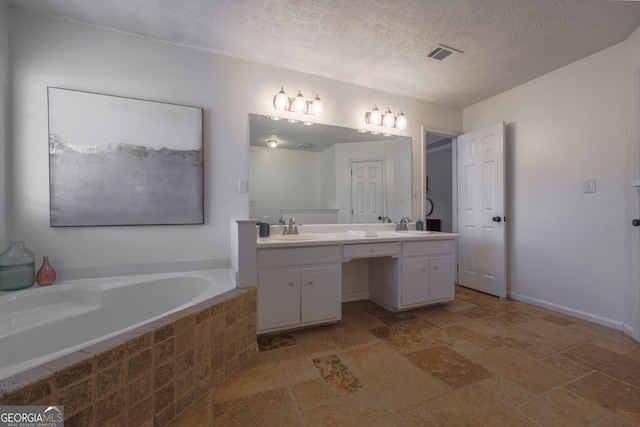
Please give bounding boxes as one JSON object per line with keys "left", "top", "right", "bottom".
{"left": 364, "top": 104, "right": 408, "bottom": 133}
{"left": 267, "top": 139, "right": 278, "bottom": 148}
{"left": 272, "top": 87, "right": 324, "bottom": 118}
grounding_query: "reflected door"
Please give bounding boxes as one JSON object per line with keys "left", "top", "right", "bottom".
{"left": 350, "top": 160, "right": 385, "bottom": 223}
{"left": 456, "top": 122, "right": 507, "bottom": 297}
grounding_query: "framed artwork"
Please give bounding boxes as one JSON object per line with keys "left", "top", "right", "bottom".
{"left": 48, "top": 87, "right": 204, "bottom": 226}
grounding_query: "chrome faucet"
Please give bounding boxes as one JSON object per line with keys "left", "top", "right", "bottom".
{"left": 396, "top": 217, "right": 410, "bottom": 231}
{"left": 283, "top": 217, "right": 299, "bottom": 235}
{"left": 380, "top": 216, "right": 392, "bottom": 223}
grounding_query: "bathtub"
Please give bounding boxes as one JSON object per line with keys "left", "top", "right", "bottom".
{"left": 0, "top": 269, "right": 235, "bottom": 381}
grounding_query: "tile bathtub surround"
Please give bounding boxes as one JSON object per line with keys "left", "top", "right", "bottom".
{"left": 169, "top": 287, "right": 640, "bottom": 427}
{"left": 0, "top": 287, "right": 257, "bottom": 427}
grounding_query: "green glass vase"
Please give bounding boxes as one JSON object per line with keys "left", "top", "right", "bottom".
{"left": 0, "top": 241, "right": 36, "bottom": 291}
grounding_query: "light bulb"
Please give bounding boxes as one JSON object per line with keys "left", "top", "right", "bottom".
{"left": 395, "top": 110, "right": 407, "bottom": 130}
{"left": 369, "top": 105, "right": 382, "bottom": 126}
{"left": 293, "top": 90, "right": 307, "bottom": 114}
{"left": 273, "top": 86, "right": 289, "bottom": 111}
{"left": 310, "top": 94, "right": 324, "bottom": 116}
{"left": 383, "top": 107, "right": 395, "bottom": 128}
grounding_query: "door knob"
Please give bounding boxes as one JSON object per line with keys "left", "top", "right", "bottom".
{"left": 633, "top": 219, "right": 640, "bottom": 227}
{"left": 492, "top": 216, "right": 502, "bottom": 223}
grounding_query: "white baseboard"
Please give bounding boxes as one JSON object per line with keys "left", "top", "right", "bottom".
{"left": 508, "top": 292, "right": 626, "bottom": 332}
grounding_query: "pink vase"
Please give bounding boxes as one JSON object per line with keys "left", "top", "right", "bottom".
{"left": 36, "top": 256, "right": 56, "bottom": 286}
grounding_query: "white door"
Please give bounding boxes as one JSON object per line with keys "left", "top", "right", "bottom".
{"left": 350, "top": 160, "right": 385, "bottom": 223}
{"left": 456, "top": 122, "right": 506, "bottom": 297}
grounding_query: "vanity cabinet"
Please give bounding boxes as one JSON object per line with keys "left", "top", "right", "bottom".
{"left": 257, "top": 246, "right": 341, "bottom": 333}
{"left": 371, "top": 239, "right": 456, "bottom": 311}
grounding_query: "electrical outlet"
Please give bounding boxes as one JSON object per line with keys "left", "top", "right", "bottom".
{"left": 583, "top": 178, "right": 596, "bottom": 194}
{"left": 238, "top": 180, "right": 249, "bottom": 193}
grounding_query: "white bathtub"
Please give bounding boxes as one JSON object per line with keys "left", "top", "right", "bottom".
{"left": 0, "top": 269, "right": 235, "bottom": 381}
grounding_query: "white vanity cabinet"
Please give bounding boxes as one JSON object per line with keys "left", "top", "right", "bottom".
{"left": 370, "top": 239, "right": 456, "bottom": 311}
{"left": 257, "top": 246, "right": 341, "bottom": 333}
{"left": 400, "top": 240, "right": 456, "bottom": 308}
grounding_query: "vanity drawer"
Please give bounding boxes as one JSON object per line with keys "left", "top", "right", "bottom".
{"left": 258, "top": 245, "right": 340, "bottom": 268}
{"left": 343, "top": 242, "right": 399, "bottom": 259}
{"left": 402, "top": 240, "right": 455, "bottom": 257}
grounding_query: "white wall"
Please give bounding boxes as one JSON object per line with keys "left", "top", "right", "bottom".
{"left": 7, "top": 8, "right": 462, "bottom": 279}
{"left": 0, "top": 2, "right": 7, "bottom": 251}
{"left": 624, "top": 25, "right": 640, "bottom": 339}
{"left": 464, "top": 34, "right": 635, "bottom": 332}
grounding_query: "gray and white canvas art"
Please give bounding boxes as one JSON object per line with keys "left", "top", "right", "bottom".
{"left": 48, "top": 87, "right": 204, "bottom": 226}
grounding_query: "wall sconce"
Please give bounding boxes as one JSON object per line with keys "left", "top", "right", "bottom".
{"left": 273, "top": 86, "right": 324, "bottom": 117}
{"left": 364, "top": 105, "right": 407, "bottom": 131}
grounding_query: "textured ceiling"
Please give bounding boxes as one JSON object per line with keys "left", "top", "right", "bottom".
{"left": 7, "top": 0, "right": 640, "bottom": 107}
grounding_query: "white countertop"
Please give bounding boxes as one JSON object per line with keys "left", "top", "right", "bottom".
{"left": 257, "top": 229, "right": 459, "bottom": 248}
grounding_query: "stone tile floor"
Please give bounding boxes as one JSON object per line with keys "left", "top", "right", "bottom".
{"left": 168, "top": 286, "right": 640, "bottom": 426}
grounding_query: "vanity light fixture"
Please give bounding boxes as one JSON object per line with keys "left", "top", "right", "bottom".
{"left": 364, "top": 105, "right": 408, "bottom": 132}
{"left": 272, "top": 86, "right": 324, "bottom": 117}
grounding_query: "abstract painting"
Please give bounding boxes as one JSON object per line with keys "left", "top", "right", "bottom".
{"left": 48, "top": 87, "right": 204, "bottom": 226}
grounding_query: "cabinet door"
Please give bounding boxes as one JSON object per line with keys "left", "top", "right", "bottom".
{"left": 429, "top": 254, "right": 456, "bottom": 301}
{"left": 401, "top": 258, "right": 430, "bottom": 306}
{"left": 258, "top": 269, "right": 300, "bottom": 331}
{"left": 301, "top": 265, "right": 341, "bottom": 324}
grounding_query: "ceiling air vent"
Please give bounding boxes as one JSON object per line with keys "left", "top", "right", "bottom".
{"left": 427, "top": 44, "right": 463, "bottom": 62}
{"left": 297, "top": 143, "right": 312, "bottom": 150}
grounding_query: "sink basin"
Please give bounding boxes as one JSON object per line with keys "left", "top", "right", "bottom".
{"left": 267, "top": 234, "right": 320, "bottom": 241}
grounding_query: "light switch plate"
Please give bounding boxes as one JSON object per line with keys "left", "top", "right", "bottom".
{"left": 583, "top": 178, "right": 596, "bottom": 194}
{"left": 238, "top": 180, "right": 249, "bottom": 193}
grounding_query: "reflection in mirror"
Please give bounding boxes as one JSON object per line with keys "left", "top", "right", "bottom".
{"left": 249, "top": 114, "right": 412, "bottom": 224}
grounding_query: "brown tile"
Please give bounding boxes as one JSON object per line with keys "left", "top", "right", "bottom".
{"left": 213, "top": 387, "right": 303, "bottom": 426}
{"left": 339, "top": 342, "right": 448, "bottom": 409}
{"left": 1, "top": 376, "right": 54, "bottom": 405}
{"left": 493, "top": 327, "right": 569, "bottom": 358}
{"left": 96, "top": 362, "right": 125, "bottom": 398}
{"left": 520, "top": 388, "right": 607, "bottom": 427}
{"left": 472, "top": 346, "right": 572, "bottom": 394}
{"left": 95, "top": 388, "right": 126, "bottom": 425}
{"left": 126, "top": 330, "right": 153, "bottom": 356}
{"left": 128, "top": 348, "right": 152, "bottom": 380}
{"left": 155, "top": 402, "right": 176, "bottom": 427}
{"left": 293, "top": 325, "right": 356, "bottom": 358}
{"left": 44, "top": 352, "right": 93, "bottom": 389}
{"left": 154, "top": 337, "right": 176, "bottom": 365}
{"left": 154, "top": 361, "right": 175, "bottom": 389}
{"left": 391, "top": 403, "right": 451, "bottom": 427}
{"left": 442, "top": 298, "right": 478, "bottom": 312}
{"left": 175, "top": 330, "right": 194, "bottom": 355}
{"left": 542, "top": 354, "right": 592, "bottom": 377}
{"left": 64, "top": 405, "right": 93, "bottom": 427}
{"left": 176, "top": 349, "right": 194, "bottom": 372}
{"left": 212, "top": 346, "right": 317, "bottom": 404}
{"left": 291, "top": 378, "right": 334, "bottom": 408}
{"left": 406, "top": 345, "right": 493, "bottom": 388}
{"left": 154, "top": 323, "right": 175, "bottom": 344}
{"left": 127, "top": 371, "right": 153, "bottom": 406}
{"left": 371, "top": 318, "right": 456, "bottom": 353}
{"left": 312, "top": 354, "right": 362, "bottom": 397}
{"left": 477, "top": 375, "right": 534, "bottom": 407}
{"left": 566, "top": 372, "right": 640, "bottom": 424}
{"left": 155, "top": 382, "right": 175, "bottom": 415}
{"left": 445, "top": 324, "right": 502, "bottom": 350}
{"left": 517, "top": 318, "right": 592, "bottom": 346}
{"left": 413, "top": 305, "right": 470, "bottom": 326}
{"left": 168, "top": 391, "right": 213, "bottom": 427}
{"left": 302, "top": 390, "right": 398, "bottom": 427}
{"left": 377, "top": 311, "right": 418, "bottom": 325}
{"left": 128, "top": 396, "right": 153, "bottom": 427}
{"left": 257, "top": 333, "right": 297, "bottom": 352}
{"left": 427, "top": 384, "right": 537, "bottom": 426}
{"left": 58, "top": 378, "right": 92, "bottom": 415}
{"left": 175, "top": 369, "right": 194, "bottom": 398}
{"left": 563, "top": 343, "right": 640, "bottom": 387}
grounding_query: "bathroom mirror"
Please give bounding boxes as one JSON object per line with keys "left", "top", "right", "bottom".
{"left": 249, "top": 113, "right": 412, "bottom": 224}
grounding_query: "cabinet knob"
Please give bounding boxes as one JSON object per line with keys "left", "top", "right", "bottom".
{"left": 422, "top": 268, "right": 427, "bottom": 272}
{"left": 371, "top": 248, "right": 376, "bottom": 253}
{"left": 288, "top": 282, "right": 295, "bottom": 287}
{"left": 308, "top": 280, "right": 314, "bottom": 285}
{"left": 433, "top": 266, "right": 439, "bottom": 271}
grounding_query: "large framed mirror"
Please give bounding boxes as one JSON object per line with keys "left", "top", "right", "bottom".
{"left": 249, "top": 114, "right": 412, "bottom": 225}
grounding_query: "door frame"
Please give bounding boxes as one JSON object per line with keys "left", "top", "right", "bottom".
{"left": 422, "top": 125, "right": 459, "bottom": 276}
